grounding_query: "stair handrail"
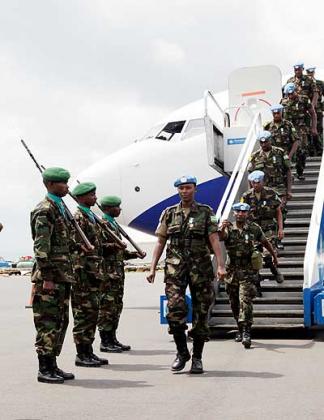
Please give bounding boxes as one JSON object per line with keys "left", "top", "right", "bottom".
{"left": 215, "top": 112, "right": 262, "bottom": 221}
{"left": 303, "top": 153, "right": 324, "bottom": 292}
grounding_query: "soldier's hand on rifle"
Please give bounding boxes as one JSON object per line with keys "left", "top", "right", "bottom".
{"left": 43, "top": 280, "right": 55, "bottom": 292}
{"left": 146, "top": 269, "right": 155, "bottom": 284}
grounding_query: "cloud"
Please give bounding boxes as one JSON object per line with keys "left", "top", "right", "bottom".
{"left": 151, "top": 38, "right": 186, "bottom": 65}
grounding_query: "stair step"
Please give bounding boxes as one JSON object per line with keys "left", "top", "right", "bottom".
{"left": 282, "top": 238, "right": 306, "bottom": 246}
{"left": 260, "top": 271, "right": 303, "bottom": 280}
{"left": 277, "top": 249, "right": 305, "bottom": 257}
{"left": 216, "top": 296, "right": 303, "bottom": 304}
{"left": 285, "top": 218, "right": 310, "bottom": 227}
{"left": 277, "top": 259, "right": 303, "bottom": 268}
{"left": 213, "top": 304, "right": 303, "bottom": 312}
{"left": 307, "top": 156, "right": 322, "bottom": 162}
{"left": 219, "top": 281, "right": 303, "bottom": 291}
{"left": 287, "top": 209, "right": 312, "bottom": 218}
{"left": 290, "top": 192, "right": 315, "bottom": 201}
{"left": 284, "top": 227, "right": 309, "bottom": 236}
{"left": 287, "top": 201, "right": 314, "bottom": 209}
{"left": 292, "top": 184, "right": 317, "bottom": 192}
{"left": 209, "top": 317, "right": 304, "bottom": 327}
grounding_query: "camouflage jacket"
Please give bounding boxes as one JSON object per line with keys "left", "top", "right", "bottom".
{"left": 241, "top": 187, "right": 281, "bottom": 230}
{"left": 30, "top": 197, "right": 75, "bottom": 283}
{"left": 315, "top": 79, "right": 324, "bottom": 111}
{"left": 263, "top": 119, "right": 297, "bottom": 153}
{"left": 286, "top": 74, "right": 318, "bottom": 101}
{"left": 248, "top": 146, "right": 291, "bottom": 194}
{"left": 156, "top": 201, "right": 218, "bottom": 257}
{"left": 281, "top": 95, "right": 312, "bottom": 128}
{"left": 101, "top": 218, "right": 137, "bottom": 264}
{"left": 222, "top": 221, "right": 265, "bottom": 270}
{"left": 73, "top": 207, "right": 104, "bottom": 281}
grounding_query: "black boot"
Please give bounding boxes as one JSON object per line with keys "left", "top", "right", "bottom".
{"left": 87, "top": 344, "right": 109, "bottom": 365}
{"left": 270, "top": 264, "right": 284, "bottom": 284}
{"left": 37, "top": 355, "right": 64, "bottom": 384}
{"left": 190, "top": 339, "right": 205, "bottom": 374}
{"left": 75, "top": 344, "right": 101, "bottom": 367}
{"left": 112, "top": 329, "right": 131, "bottom": 351}
{"left": 171, "top": 332, "right": 191, "bottom": 372}
{"left": 99, "top": 330, "right": 122, "bottom": 353}
{"left": 53, "top": 357, "right": 75, "bottom": 380}
{"left": 242, "top": 325, "right": 252, "bottom": 349}
{"left": 255, "top": 274, "right": 263, "bottom": 297}
{"left": 235, "top": 323, "right": 243, "bottom": 342}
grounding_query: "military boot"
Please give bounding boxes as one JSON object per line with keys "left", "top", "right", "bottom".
{"left": 87, "top": 344, "right": 109, "bottom": 365}
{"left": 75, "top": 344, "right": 101, "bottom": 367}
{"left": 171, "top": 332, "right": 191, "bottom": 372}
{"left": 270, "top": 264, "right": 284, "bottom": 284}
{"left": 255, "top": 274, "right": 263, "bottom": 297}
{"left": 99, "top": 330, "right": 122, "bottom": 353}
{"left": 242, "top": 325, "right": 252, "bottom": 349}
{"left": 37, "top": 355, "right": 64, "bottom": 384}
{"left": 235, "top": 323, "right": 243, "bottom": 342}
{"left": 112, "top": 329, "right": 131, "bottom": 351}
{"left": 53, "top": 357, "right": 75, "bottom": 380}
{"left": 190, "top": 338, "right": 205, "bottom": 374}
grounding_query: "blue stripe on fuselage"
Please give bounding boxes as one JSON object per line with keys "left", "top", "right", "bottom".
{"left": 129, "top": 176, "right": 229, "bottom": 235}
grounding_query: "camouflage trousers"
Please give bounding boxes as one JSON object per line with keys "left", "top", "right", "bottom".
{"left": 71, "top": 272, "right": 101, "bottom": 345}
{"left": 33, "top": 281, "right": 71, "bottom": 356}
{"left": 295, "top": 126, "right": 308, "bottom": 176}
{"left": 98, "top": 261, "right": 125, "bottom": 332}
{"left": 225, "top": 269, "right": 257, "bottom": 326}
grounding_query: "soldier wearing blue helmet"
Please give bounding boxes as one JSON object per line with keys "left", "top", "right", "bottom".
{"left": 264, "top": 104, "right": 298, "bottom": 159}
{"left": 306, "top": 67, "right": 323, "bottom": 155}
{"left": 286, "top": 62, "right": 318, "bottom": 108}
{"left": 218, "top": 202, "right": 277, "bottom": 349}
{"left": 147, "top": 175, "right": 226, "bottom": 374}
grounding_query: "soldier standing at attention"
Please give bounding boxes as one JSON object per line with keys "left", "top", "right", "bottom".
{"left": 218, "top": 203, "right": 278, "bottom": 349}
{"left": 31, "top": 167, "right": 75, "bottom": 384}
{"left": 248, "top": 130, "right": 292, "bottom": 222}
{"left": 264, "top": 104, "right": 298, "bottom": 160}
{"left": 71, "top": 182, "right": 108, "bottom": 367}
{"left": 147, "top": 176, "right": 226, "bottom": 374}
{"left": 98, "top": 196, "right": 145, "bottom": 353}
{"left": 281, "top": 83, "right": 317, "bottom": 179}
{"left": 241, "top": 170, "right": 284, "bottom": 297}
{"left": 306, "top": 66, "right": 323, "bottom": 155}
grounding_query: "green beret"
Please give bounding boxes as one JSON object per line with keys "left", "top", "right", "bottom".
{"left": 72, "top": 182, "right": 96, "bottom": 197}
{"left": 42, "top": 167, "right": 70, "bottom": 182}
{"left": 100, "top": 195, "right": 122, "bottom": 207}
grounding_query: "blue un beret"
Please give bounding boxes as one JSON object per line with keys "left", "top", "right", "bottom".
{"left": 174, "top": 175, "right": 197, "bottom": 188}
{"left": 270, "top": 104, "right": 284, "bottom": 113}
{"left": 284, "top": 83, "right": 296, "bottom": 94}
{"left": 248, "top": 170, "right": 265, "bottom": 183}
{"left": 232, "top": 202, "right": 250, "bottom": 212}
{"left": 306, "top": 67, "right": 316, "bottom": 73}
{"left": 257, "top": 130, "right": 272, "bottom": 142}
{"left": 294, "top": 62, "right": 304, "bottom": 69}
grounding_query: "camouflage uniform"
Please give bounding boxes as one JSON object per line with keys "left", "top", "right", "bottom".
{"left": 71, "top": 207, "right": 104, "bottom": 346}
{"left": 281, "top": 95, "right": 312, "bottom": 176}
{"left": 263, "top": 119, "right": 297, "bottom": 156}
{"left": 286, "top": 74, "right": 318, "bottom": 101}
{"left": 98, "top": 218, "right": 137, "bottom": 333}
{"left": 31, "top": 196, "right": 75, "bottom": 356}
{"left": 221, "top": 222, "right": 266, "bottom": 326}
{"left": 314, "top": 78, "right": 324, "bottom": 151}
{"left": 156, "top": 201, "right": 217, "bottom": 340}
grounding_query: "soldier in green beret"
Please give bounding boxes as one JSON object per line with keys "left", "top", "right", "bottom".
{"left": 31, "top": 167, "right": 75, "bottom": 383}
{"left": 71, "top": 182, "right": 108, "bottom": 367}
{"left": 98, "top": 195, "right": 145, "bottom": 353}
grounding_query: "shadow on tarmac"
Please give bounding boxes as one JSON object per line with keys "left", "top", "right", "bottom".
{"left": 65, "top": 379, "right": 153, "bottom": 389}
{"left": 128, "top": 349, "right": 175, "bottom": 356}
{"left": 251, "top": 340, "right": 314, "bottom": 352}
{"left": 107, "top": 363, "right": 168, "bottom": 372}
{"left": 175, "top": 370, "right": 283, "bottom": 379}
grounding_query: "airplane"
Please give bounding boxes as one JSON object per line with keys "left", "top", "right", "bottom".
{"left": 74, "top": 65, "right": 323, "bottom": 235}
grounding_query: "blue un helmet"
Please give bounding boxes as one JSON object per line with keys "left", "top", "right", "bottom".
{"left": 293, "top": 61, "right": 304, "bottom": 70}
{"left": 232, "top": 202, "right": 250, "bottom": 212}
{"left": 248, "top": 170, "right": 265, "bottom": 183}
{"left": 284, "top": 83, "right": 296, "bottom": 95}
{"left": 257, "top": 130, "right": 272, "bottom": 142}
{"left": 174, "top": 175, "right": 197, "bottom": 188}
{"left": 306, "top": 66, "right": 316, "bottom": 74}
{"left": 270, "top": 104, "right": 284, "bottom": 113}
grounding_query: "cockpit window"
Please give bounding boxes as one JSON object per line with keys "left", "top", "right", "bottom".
{"left": 155, "top": 120, "right": 186, "bottom": 141}
{"left": 182, "top": 118, "right": 205, "bottom": 140}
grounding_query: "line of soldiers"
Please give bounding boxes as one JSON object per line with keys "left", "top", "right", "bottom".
{"left": 31, "top": 168, "right": 145, "bottom": 384}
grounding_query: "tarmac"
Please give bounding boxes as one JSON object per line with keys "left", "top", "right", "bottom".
{"left": 1, "top": 272, "right": 324, "bottom": 420}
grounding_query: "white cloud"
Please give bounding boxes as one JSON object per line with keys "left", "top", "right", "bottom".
{"left": 151, "top": 38, "right": 186, "bottom": 65}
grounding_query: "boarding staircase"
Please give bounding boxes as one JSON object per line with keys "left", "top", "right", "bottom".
{"left": 209, "top": 155, "right": 322, "bottom": 330}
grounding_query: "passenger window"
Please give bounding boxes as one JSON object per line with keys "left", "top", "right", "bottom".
{"left": 155, "top": 121, "right": 186, "bottom": 141}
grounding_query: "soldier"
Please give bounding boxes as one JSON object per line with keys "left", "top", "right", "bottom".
{"left": 306, "top": 67, "right": 323, "bottom": 155}
{"left": 31, "top": 167, "right": 75, "bottom": 384}
{"left": 286, "top": 62, "right": 318, "bottom": 108}
{"left": 241, "top": 170, "right": 284, "bottom": 297}
{"left": 264, "top": 104, "right": 298, "bottom": 159}
{"left": 248, "top": 130, "right": 292, "bottom": 220}
{"left": 71, "top": 182, "right": 108, "bottom": 367}
{"left": 281, "top": 83, "right": 317, "bottom": 179}
{"left": 147, "top": 175, "right": 226, "bottom": 374}
{"left": 98, "top": 195, "right": 145, "bottom": 353}
{"left": 218, "top": 202, "right": 278, "bottom": 349}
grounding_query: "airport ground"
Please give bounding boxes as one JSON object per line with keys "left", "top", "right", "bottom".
{"left": 1, "top": 272, "right": 324, "bottom": 420}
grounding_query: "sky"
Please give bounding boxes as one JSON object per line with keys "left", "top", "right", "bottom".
{"left": 0, "top": 0, "right": 323, "bottom": 260}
